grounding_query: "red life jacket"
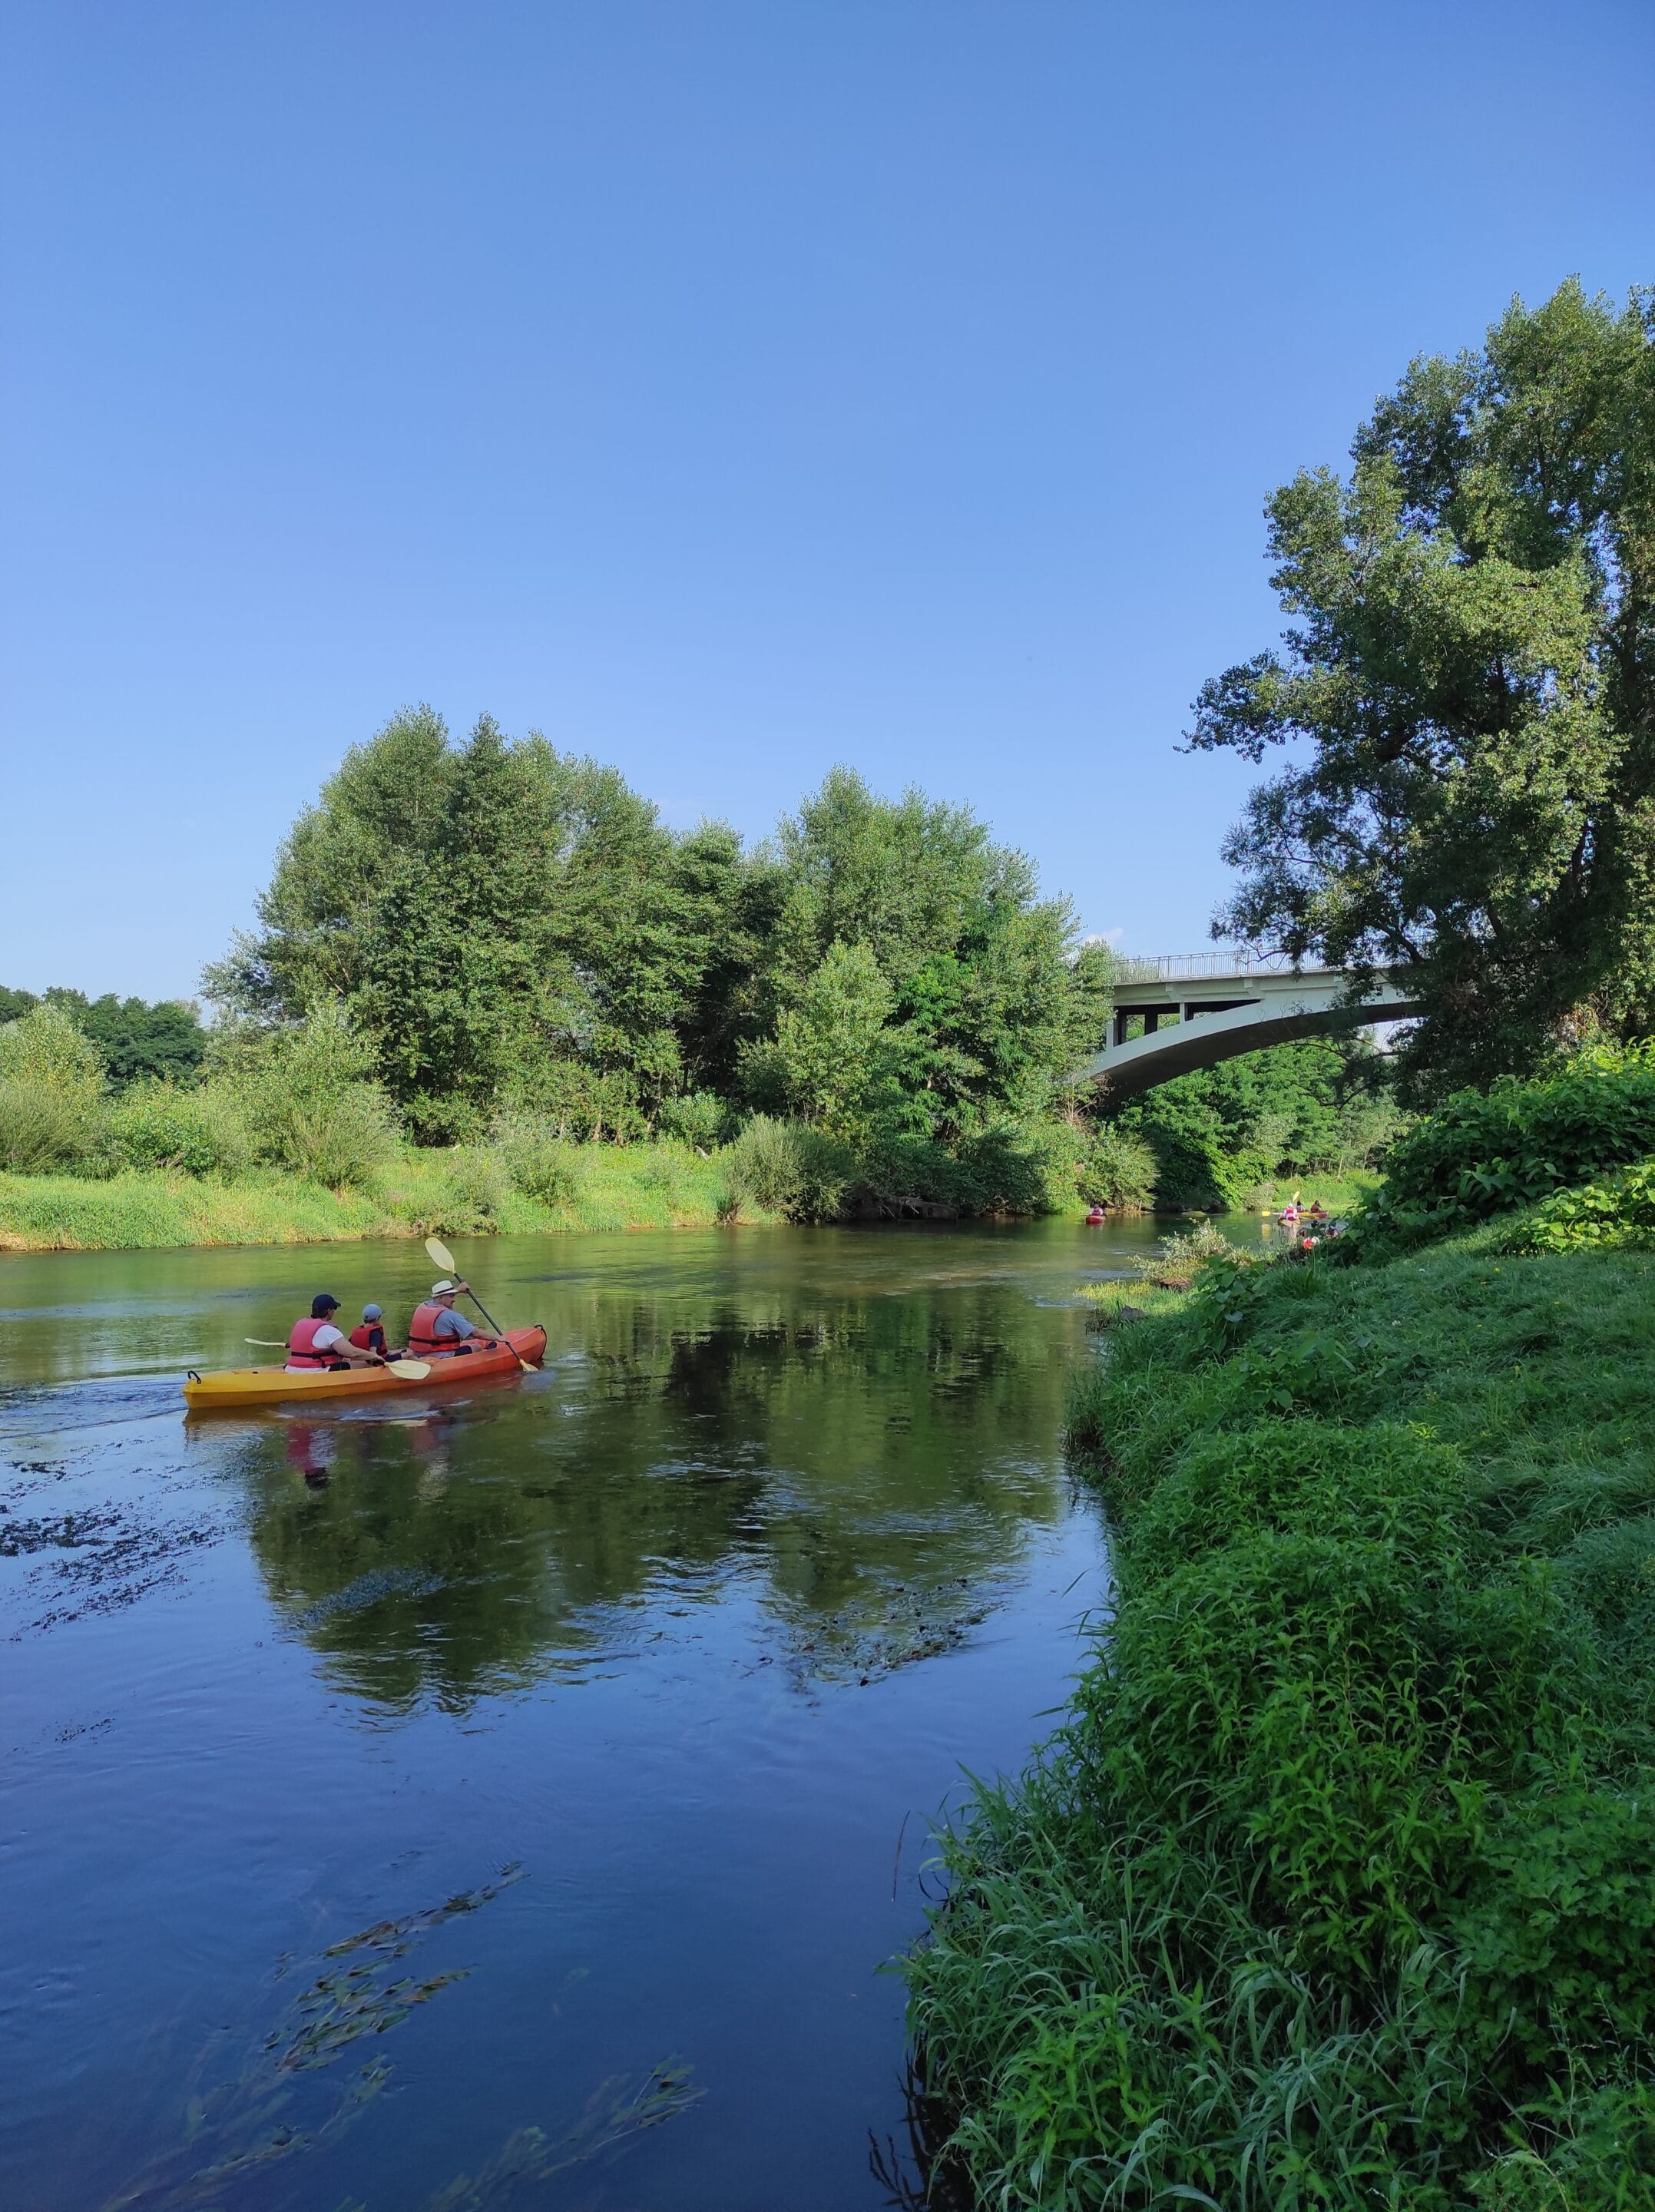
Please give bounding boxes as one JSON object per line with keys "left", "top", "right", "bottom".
{"left": 287, "top": 1317, "right": 343, "bottom": 1368}
{"left": 349, "top": 1323, "right": 386, "bottom": 1353}
{"left": 408, "top": 1301, "right": 459, "bottom": 1356}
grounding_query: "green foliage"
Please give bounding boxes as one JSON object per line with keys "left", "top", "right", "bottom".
{"left": 1074, "top": 1121, "right": 1157, "bottom": 1212}
{"left": 909, "top": 1243, "right": 1655, "bottom": 2207}
{"left": 0, "top": 1001, "right": 108, "bottom": 1094}
{"left": 654, "top": 1089, "right": 730, "bottom": 1148}
{"left": 209, "top": 1003, "right": 398, "bottom": 1191}
{"left": 1129, "top": 1218, "right": 1247, "bottom": 1282}
{"left": 108, "top": 1080, "right": 251, "bottom": 1177}
{"left": 0, "top": 1003, "right": 109, "bottom": 1172}
{"left": 1349, "top": 1044, "right": 1655, "bottom": 1253}
{"left": 492, "top": 1111, "right": 578, "bottom": 1207}
{"left": 207, "top": 733, "right": 1107, "bottom": 1209}
{"left": 1, "top": 987, "right": 207, "bottom": 1086}
{"left": 1504, "top": 1157, "right": 1655, "bottom": 1253}
{"left": 760, "top": 768, "right": 1111, "bottom": 1141}
{"left": 725, "top": 1115, "right": 853, "bottom": 1223}
{"left": 1189, "top": 280, "right": 1655, "bottom": 1098}
{"left": 1107, "top": 1038, "right": 1400, "bottom": 1210}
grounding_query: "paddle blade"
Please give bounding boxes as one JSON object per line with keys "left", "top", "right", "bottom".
{"left": 387, "top": 1359, "right": 432, "bottom": 1379}
{"left": 425, "top": 1235, "right": 457, "bottom": 1276}
{"left": 245, "top": 1339, "right": 289, "bottom": 1348}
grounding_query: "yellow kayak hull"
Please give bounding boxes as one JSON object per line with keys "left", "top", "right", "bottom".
{"left": 182, "top": 1327, "right": 547, "bottom": 1409}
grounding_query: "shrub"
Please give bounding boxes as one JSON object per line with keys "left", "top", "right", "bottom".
{"left": 492, "top": 1111, "right": 578, "bottom": 1207}
{"left": 1130, "top": 1218, "right": 1247, "bottom": 1283}
{"left": 108, "top": 1080, "right": 250, "bottom": 1177}
{"left": 655, "top": 1090, "right": 731, "bottom": 1149}
{"left": 414, "top": 1145, "right": 512, "bottom": 1233}
{"left": 726, "top": 1115, "right": 852, "bottom": 1221}
{"left": 1078, "top": 1122, "right": 1157, "bottom": 1212}
{"left": 1501, "top": 1157, "right": 1655, "bottom": 1255}
{"left": 209, "top": 1005, "right": 397, "bottom": 1190}
{"left": 0, "top": 1004, "right": 110, "bottom": 1174}
{"left": 0, "top": 1001, "right": 107, "bottom": 1093}
{"left": 0, "top": 1077, "right": 104, "bottom": 1173}
{"left": 1349, "top": 1044, "right": 1655, "bottom": 1254}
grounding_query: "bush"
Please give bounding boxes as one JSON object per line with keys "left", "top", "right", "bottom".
{"left": 492, "top": 1111, "right": 578, "bottom": 1207}
{"left": 0, "top": 1003, "right": 110, "bottom": 1174}
{"left": 0, "top": 1001, "right": 107, "bottom": 1092}
{"left": 1077, "top": 1122, "right": 1157, "bottom": 1212}
{"left": 726, "top": 1115, "right": 852, "bottom": 1221}
{"left": 655, "top": 1090, "right": 731, "bottom": 1149}
{"left": 108, "top": 1080, "right": 250, "bottom": 1177}
{"left": 0, "top": 1077, "right": 104, "bottom": 1173}
{"left": 1349, "top": 1044, "right": 1655, "bottom": 1254}
{"left": 1130, "top": 1218, "right": 1247, "bottom": 1283}
{"left": 1501, "top": 1157, "right": 1655, "bottom": 1254}
{"left": 210, "top": 1005, "right": 398, "bottom": 1191}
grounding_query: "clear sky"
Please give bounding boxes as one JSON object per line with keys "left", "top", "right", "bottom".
{"left": 5, "top": 1, "right": 1653, "bottom": 1001}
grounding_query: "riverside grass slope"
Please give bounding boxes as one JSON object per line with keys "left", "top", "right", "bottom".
{"left": 905, "top": 1237, "right": 1655, "bottom": 2210}
{"left": 0, "top": 1141, "right": 753, "bottom": 1251}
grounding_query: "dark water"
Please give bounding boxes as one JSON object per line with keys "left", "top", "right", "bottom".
{"left": 0, "top": 1220, "right": 1162, "bottom": 2212}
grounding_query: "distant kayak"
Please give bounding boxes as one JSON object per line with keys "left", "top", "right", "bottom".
{"left": 1084, "top": 1207, "right": 1107, "bottom": 1224}
{"left": 183, "top": 1326, "right": 547, "bottom": 1410}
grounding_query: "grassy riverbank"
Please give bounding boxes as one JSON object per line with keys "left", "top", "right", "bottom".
{"left": 907, "top": 1234, "right": 1655, "bottom": 2207}
{"left": 0, "top": 1141, "right": 753, "bottom": 1250}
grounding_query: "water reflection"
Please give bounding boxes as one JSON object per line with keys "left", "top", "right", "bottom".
{"left": 237, "top": 1276, "right": 1078, "bottom": 1709}
{"left": 1, "top": 1223, "right": 1124, "bottom": 2212}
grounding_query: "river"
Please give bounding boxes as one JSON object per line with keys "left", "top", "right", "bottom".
{"left": 0, "top": 1218, "right": 1168, "bottom": 2212}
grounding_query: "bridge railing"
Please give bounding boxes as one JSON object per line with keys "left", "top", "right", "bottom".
{"left": 1114, "top": 950, "right": 1307, "bottom": 983}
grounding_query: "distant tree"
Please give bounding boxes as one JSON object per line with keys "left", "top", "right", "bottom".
{"left": 1189, "top": 280, "right": 1655, "bottom": 1097}
{"left": 44, "top": 990, "right": 206, "bottom": 1086}
{"left": 0, "top": 987, "right": 205, "bottom": 1085}
{"left": 205, "top": 707, "right": 759, "bottom": 1139}
{"left": 1107, "top": 1038, "right": 1398, "bottom": 1210}
{"left": 757, "top": 769, "right": 1112, "bottom": 1139}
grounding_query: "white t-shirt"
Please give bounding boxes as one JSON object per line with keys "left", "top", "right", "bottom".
{"left": 286, "top": 1322, "right": 346, "bottom": 1369}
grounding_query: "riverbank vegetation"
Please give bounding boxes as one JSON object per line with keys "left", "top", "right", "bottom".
{"left": 906, "top": 1065, "right": 1655, "bottom": 2207}
{"left": 906, "top": 279, "right": 1655, "bottom": 2208}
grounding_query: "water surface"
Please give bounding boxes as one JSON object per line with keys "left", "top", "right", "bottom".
{"left": 1, "top": 1220, "right": 1160, "bottom": 2211}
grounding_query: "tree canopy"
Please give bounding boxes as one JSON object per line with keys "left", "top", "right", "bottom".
{"left": 1189, "top": 278, "right": 1655, "bottom": 1096}
{"left": 207, "top": 713, "right": 1107, "bottom": 1148}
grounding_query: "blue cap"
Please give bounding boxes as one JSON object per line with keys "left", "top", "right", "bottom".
{"left": 362, "top": 1303, "right": 383, "bottom": 1320}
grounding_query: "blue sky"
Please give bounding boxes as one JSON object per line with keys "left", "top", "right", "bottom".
{"left": 5, "top": 0, "right": 1653, "bottom": 1001}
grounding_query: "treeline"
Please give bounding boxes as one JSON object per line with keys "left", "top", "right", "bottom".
{"left": 0, "top": 985, "right": 205, "bottom": 1086}
{"left": 206, "top": 717, "right": 1113, "bottom": 1158}
{"left": 2, "top": 725, "right": 1404, "bottom": 1218}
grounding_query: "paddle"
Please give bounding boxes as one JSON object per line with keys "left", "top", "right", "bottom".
{"left": 423, "top": 1235, "right": 534, "bottom": 1372}
{"left": 244, "top": 1339, "right": 431, "bottom": 1379}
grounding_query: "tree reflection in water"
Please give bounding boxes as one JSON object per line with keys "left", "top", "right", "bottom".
{"left": 235, "top": 1270, "right": 1084, "bottom": 1710}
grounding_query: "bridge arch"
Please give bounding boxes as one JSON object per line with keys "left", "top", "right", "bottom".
{"left": 1083, "top": 956, "right": 1425, "bottom": 1101}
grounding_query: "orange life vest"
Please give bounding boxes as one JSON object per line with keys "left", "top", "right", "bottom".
{"left": 407, "top": 1301, "right": 480, "bottom": 1356}
{"left": 287, "top": 1317, "right": 342, "bottom": 1368}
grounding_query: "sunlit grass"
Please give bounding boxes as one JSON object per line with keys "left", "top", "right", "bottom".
{"left": 908, "top": 1240, "right": 1655, "bottom": 2208}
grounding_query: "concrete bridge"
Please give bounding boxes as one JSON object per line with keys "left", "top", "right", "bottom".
{"left": 1084, "top": 954, "right": 1427, "bottom": 1100}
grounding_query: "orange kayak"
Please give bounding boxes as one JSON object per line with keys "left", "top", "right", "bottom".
{"left": 182, "top": 1326, "right": 548, "bottom": 1410}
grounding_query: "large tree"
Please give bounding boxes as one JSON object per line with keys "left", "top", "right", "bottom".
{"left": 206, "top": 707, "right": 741, "bottom": 1138}
{"left": 748, "top": 768, "right": 1112, "bottom": 1139}
{"left": 1189, "top": 279, "right": 1655, "bottom": 1095}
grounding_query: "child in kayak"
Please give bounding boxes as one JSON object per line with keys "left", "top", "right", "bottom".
{"left": 349, "top": 1303, "right": 392, "bottom": 1356}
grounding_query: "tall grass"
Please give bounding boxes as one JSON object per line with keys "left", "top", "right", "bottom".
{"left": 906, "top": 1240, "right": 1655, "bottom": 2209}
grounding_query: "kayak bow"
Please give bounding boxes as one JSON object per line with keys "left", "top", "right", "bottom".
{"left": 183, "top": 1327, "right": 548, "bottom": 1410}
